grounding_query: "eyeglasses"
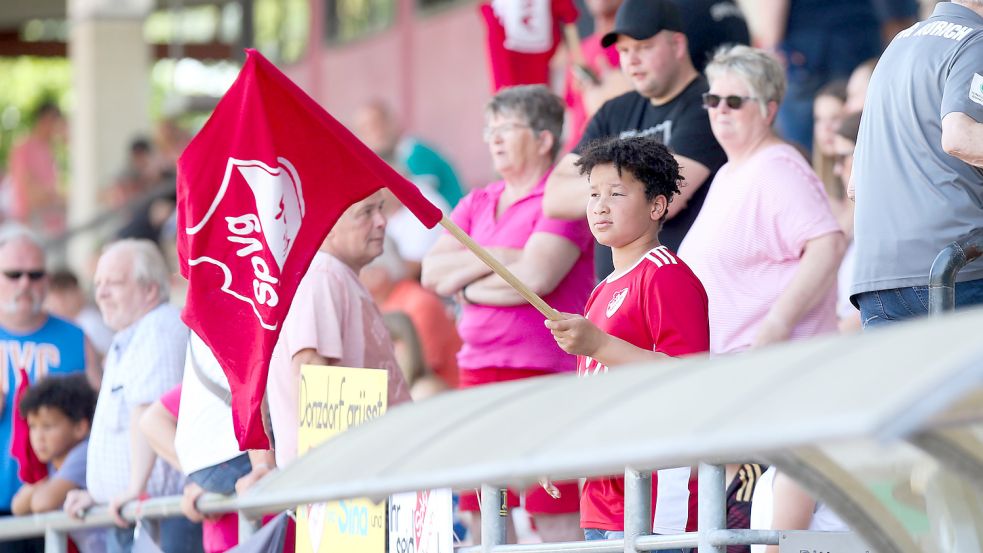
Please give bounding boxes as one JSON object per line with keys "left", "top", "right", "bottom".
{"left": 482, "top": 122, "right": 532, "bottom": 142}
{"left": 2, "top": 270, "right": 45, "bottom": 281}
{"left": 702, "top": 93, "right": 760, "bottom": 110}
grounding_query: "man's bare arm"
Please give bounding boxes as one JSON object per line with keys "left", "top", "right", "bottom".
{"left": 666, "top": 155, "right": 712, "bottom": 220}
{"left": 740, "top": 0, "right": 790, "bottom": 49}
{"left": 543, "top": 153, "right": 589, "bottom": 220}
{"left": 942, "top": 112, "right": 983, "bottom": 168}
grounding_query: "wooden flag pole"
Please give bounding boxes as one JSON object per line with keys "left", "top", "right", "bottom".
{"left": 563, "top": 23, "right": 587, "bottom": 67}
{"left": 439, "top": 215, "right": 562, "bottom": 321}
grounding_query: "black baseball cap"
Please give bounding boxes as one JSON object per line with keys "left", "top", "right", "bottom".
{"left": 600, "top": 0, "right": 685, "bottom": 48}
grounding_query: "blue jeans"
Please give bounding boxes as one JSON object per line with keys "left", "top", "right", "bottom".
{"left": 188, "top": 453, "right": 252, "bottom": 495}
{"left": 584, "top": 528, "right": 624, "bottom": 541}
{"left": 583, "top": 529, "right": 685, "bottom": 553}
{"left": 855, "top": 278, "right": 983, "bottom": 329}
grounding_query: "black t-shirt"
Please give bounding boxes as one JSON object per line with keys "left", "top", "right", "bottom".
{"left": 678, "top": 0, "right": 751, "bottom": 72}
{"left": 575, "top": 76, "right": 727, "bottom": 280}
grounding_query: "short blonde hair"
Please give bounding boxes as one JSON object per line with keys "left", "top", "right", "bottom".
{"left": 705, "top": 45, "right": 786, "bottom": 117}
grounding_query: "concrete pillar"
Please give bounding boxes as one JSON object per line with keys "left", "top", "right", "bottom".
{"left": 67, "top": 0, "right": 152, "bottom": 274}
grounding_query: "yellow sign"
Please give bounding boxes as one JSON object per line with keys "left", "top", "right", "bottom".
{"left": 296, "top": 365, "right": 388, "bottom": 553}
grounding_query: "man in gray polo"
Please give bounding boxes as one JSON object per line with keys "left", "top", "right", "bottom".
{"left": 851, "top": 0, "right": 983, "bottom": 327}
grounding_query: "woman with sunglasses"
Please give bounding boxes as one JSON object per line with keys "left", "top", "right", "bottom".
{"left": 678, "top": 45, "right": 845, "bottom": 354}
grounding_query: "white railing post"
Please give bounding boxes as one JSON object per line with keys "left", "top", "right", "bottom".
{"left": 480, "top": 484, "right": 507, "bottom": 552}
{"left": 698, "top": 463, "right": 726, "bottom": 553}
{"left": 239, "top": 511, "right": 261, "bottom": 543}
{"left": 624, "top": 467, "right": 652, "bottom": 553}
{"left": 44, "top": 528, "right": 68, "bottom": 553}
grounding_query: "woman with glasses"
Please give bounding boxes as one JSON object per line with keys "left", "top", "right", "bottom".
{"left": 678, "top": 45, "right": 845, "bottom": 354}
{"left": 421, "top": 85, "right": 594, "bottom": 543}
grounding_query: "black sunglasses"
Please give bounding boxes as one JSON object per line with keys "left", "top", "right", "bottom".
{"left": 3, "top": 270, "right": 46, "bottom": 281}
{"left": 702, "top": 93, "right": 759, "bottom": 110}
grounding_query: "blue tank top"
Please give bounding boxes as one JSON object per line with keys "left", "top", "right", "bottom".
{"left": 0, "top": 316, "right": 86, "bottom": 509}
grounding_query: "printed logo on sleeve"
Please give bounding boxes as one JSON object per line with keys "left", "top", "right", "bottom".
{"left": 971, "top": 73, "right": 983, "bottom": 106}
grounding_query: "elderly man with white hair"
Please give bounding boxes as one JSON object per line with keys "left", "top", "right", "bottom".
{"left": 0, "top": 225, "right": 95, "bottom": 553}
{"left": 63, "top": 239, "right": 201, "bottom": 553}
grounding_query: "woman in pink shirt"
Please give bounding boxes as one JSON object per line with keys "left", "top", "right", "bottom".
{"left": 421, "top": 85, "right": 594, "bottom": 541}
{"left": 678, "top": 44, "right": 849, "bottom": 544}
{"left": 678, "top": 45, "right": 846, "bottom": 355}
{"left": 5, "top": 102, "right": 66, "bottom": 235}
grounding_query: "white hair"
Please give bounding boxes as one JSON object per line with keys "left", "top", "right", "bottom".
{"left": 103, "top": 239, "right": 170, "bottom": 303}
{"left": 706, "top": 45, "right": 787, "bottom": 117}
{"left": 0, "top": 224, "right": 46, "bottom": 260}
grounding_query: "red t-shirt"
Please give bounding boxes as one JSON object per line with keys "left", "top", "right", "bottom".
{"left": 578, "top": 246, "right": 709, "bottom": 532}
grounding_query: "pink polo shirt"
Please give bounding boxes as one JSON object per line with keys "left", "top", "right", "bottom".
{"left": 452, "top": 177, "right": 594, "bottom": 374}
{"left": 267, "top": 251, "right": 411, "bottom": 468}
{"left": 678, "top": 144, "right": 842, "bottom": 354}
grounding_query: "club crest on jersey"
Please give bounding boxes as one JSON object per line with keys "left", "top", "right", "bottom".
{"left": 185, "top": 157, "right": 306, "bottom": 330}
{"left": 971, "top": 73, "right": 983, "bottom": 107}
{"left": 606, "top": 287, "right": 629, "bottom": 318}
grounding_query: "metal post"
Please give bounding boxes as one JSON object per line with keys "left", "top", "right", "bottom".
{"left": 928, "top": 228, "right": 983, "bottom": 316}
{"left": 480, "top": 484, "right": 507, "bottom": 552}
{"left": 698, "top": 463, "right": 725, "bottom": 553}
{"left": 44, "top": 528, "right": 68, "bottom": 553}
{"left": 928, "top": 243, "right": 964, "bottom": 316}
{"left": 239, "top": 511, "right": 261, "bottom": 543}
{"left": 624, "top": 468, "right": 652, "bottom": 553}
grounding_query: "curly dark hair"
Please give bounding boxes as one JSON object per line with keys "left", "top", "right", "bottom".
{"left": 19, "top": 374, "right": 96, "bottom": 424}
{"left": 575, "top": 136, "right": 682, "bottom": 204}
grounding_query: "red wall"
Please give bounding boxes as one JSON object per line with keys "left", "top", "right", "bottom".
{"left": 284, "top": 1, "right": 495, "bottom": 191}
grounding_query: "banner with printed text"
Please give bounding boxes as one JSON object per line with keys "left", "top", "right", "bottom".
{"left": 389, "top": 489, "right": 454, "bottom": 553}
{"left": 296, "top": 365, "right": 388, "bottom": 553}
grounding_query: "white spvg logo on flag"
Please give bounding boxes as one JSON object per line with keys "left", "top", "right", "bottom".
{"left": 970, "top": 73, "right": 983, "bottom": 107}
{"left": 185, "top": 157, "right": 306, "bottom": 330}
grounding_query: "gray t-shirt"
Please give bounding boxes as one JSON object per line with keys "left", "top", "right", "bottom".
{"left": 51, "top": 438, "right": 87, "bottom": 487}
{"left": 851, "top": 2, "right": 983, "bottom": 297}
{"left": 50, "top": 439, "right": 107, "bottom": 553}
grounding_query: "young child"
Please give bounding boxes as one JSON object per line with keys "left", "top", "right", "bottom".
{"left": 545, "top": 136, "right": 710, "bottom": 543}
{"left": 12, "top": 374, "right": 103, "bottom": 552}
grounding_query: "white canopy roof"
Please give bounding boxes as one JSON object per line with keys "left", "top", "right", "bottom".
{"left": 241, "top": 307, "right": 983, "bottom": 515}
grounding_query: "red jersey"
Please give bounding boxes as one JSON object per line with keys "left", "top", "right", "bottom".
{"left": 578, "top": 246, "right": 709, "bottom": 532}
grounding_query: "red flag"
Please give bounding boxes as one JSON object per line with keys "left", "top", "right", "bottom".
{"left": 11, "top": 367, "right": 48, "bottom": 483}
{"left": 176, "top": 49, "right": 443, "bottom": 450}
{"left": 479, "top": 0, "right": 579, "bottom": 91}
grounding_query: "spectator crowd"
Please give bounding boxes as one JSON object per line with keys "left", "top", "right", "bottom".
{"left": 0, "top": 0, "right": 981, "bottom": 551}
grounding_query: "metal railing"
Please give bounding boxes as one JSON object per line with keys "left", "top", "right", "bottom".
{"left": 0, "top": 492, "right": 255, "bottom": 552}
{"left": 455, "top": 464, "right": 779, "bottom": 553}
{"left": 928, "top": 227, "right": 983, "bottom": 315}
{"left": 0, "top": 462, "right": 781, "bottom": 552}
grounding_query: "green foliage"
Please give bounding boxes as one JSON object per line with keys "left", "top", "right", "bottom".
{"left": 0, "top": 57, "right": 72, "bottom": 173}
